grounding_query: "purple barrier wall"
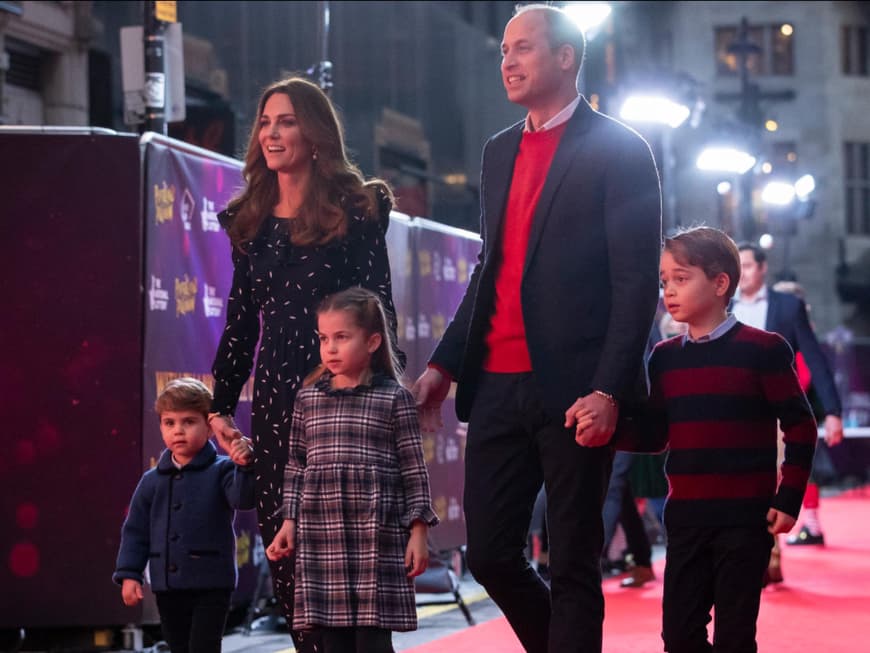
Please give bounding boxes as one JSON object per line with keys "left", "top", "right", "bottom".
{"left": 0, "top": 132, "right": 144, "bottom": 628}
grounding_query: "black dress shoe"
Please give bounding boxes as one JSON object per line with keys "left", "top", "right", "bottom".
{"left": 787, "top": 525, "right": 825, "bottom": 546}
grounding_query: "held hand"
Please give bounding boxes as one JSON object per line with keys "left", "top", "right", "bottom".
{"left": 405, "top": 523, "right": 430, "bottom": 578}
{"left": 230, "top": 437, "right": 254, "bottom": 465}
{"left": 571, "top": 404, "right": 598, "bottom": 446}
{"left": 766, "top": 508, "right": 797, "bottom": 535}
{"left": 565, "top": 392, "right": 618, "bottom": 448}
{"left": 412, "top": 367, "right": 451, "bottom": 433}
{"left": 265, "top": 520, "right": 296, "bottom": 561}
{"left": 121, "top": 579, "right": 144, "bottom": 607}
{"left": 823, "top": 415, "right": 844, "bottom": 447}
{"left": 210, "top": 415, "right": 244, "bottom": 454}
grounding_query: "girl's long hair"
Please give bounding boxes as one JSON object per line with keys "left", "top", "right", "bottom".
{"left": 226, "top": 76, "right": 393, "bottom": 249}
{"left": 304, "top": 287, "right": 403, "bottom": 387}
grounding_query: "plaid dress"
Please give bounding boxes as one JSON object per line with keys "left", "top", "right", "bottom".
{"left": 282, "top": 373, "right": 439, "bottom": 632}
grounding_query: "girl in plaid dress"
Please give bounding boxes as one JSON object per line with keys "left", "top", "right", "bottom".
{"left": 266, "top": 287, "right": 439, "bottom": 652}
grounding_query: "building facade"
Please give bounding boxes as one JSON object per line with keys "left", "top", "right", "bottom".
{"left": 3, "top": 1, "right": 868, "bottom": 332}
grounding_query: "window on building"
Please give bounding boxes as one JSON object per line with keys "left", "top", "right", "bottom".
{"left": 841, "top": 25, "right": 869, "bottom": 76}
{"left": 715, "top": 23, "right": 794, "bottom": 76}
{"left": 844, "top": 142, "right": 870, "bottom": 235}
{"left": 5, "top": 38, "right": 43, "bottom": 90}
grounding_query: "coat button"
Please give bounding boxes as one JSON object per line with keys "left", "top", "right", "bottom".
{"left": 168, "top": 564, "right": 178, "bottom": 573}
{"left": 174, "top": 473, "right": 183, "bottom": 480}
{"left": 172, "top": 503, "right": 182, "bottom": 511}
{"left": 169, "top": 533, "right": 179, "bottom": 542}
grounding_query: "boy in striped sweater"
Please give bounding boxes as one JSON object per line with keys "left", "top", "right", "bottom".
{"left": 575, "top": 226, "right": 817, "bottom": 653}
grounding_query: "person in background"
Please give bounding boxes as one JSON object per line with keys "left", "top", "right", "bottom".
{"left": 207, "top": 76, "right": 402, "bottom": 652}
{"left": 113, "top": 378, "right": 255, "bottom": 653}
{"left": 267, "top": 288, "right": 438, "bottom": 653}
{"left": 412, "top": 5, "right": 661, "bottom": 651}
{"left": 734, "top": 244, "right": 843, "bottom": 586}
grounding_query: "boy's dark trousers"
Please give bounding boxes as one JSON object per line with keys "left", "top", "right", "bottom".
{"left": 155, "top": 588, "right": 232, "bottom": 653}
{"left": 462, "top": 372, "right": 614, "bottom": 653}
{"left": 319, "top": 627, "right": 394, "bottom": 653}
{"left": 662, "top": 526, "right": 773, "bottom": 653}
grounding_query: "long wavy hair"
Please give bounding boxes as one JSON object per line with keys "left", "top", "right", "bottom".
{"left": 304, "top": 287, "right": 404, "bottom": 387}
{"left": 226, "top": 76, "right": 393, "bottom": 249}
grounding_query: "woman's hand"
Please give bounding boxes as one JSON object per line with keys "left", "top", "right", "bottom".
{"left": 210, "top": 414, "right": 245, "bottom": 455}
{"left": 266, "top": 520, "right": 296, "bottom": 561}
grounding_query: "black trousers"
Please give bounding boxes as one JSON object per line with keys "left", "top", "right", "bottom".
{"left": 662, "top": 526, "right": 773, "bottom": 653}
{"left": 155, "top": 589, "right": 231, "bottom": 653}
{"left": 463, "top": 372, "right": 613, "bottom": 653}
{"left": 319, "top": 626, "right": 394, "bottom": 653}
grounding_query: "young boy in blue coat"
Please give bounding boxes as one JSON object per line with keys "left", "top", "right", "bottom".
{"left": 113, "top": 377, "right": 255, "bottom": 653}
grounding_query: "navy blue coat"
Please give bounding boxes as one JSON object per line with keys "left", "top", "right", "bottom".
{"left": 113, "top": 441, "right": 256, "bottom": 592}
{"left": 766, "top": 288, "right": 842, "bottom": 417}
{"left": 431, "top": 97, "right": 662, "bottom": 422}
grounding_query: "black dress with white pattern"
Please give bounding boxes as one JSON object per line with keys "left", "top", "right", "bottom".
{"left": 210, "top": 197, "right": 401, "bottom": 644}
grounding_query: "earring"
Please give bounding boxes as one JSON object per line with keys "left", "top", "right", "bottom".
{"left": 312, "top": 149, "right": 318, "bottom": 161}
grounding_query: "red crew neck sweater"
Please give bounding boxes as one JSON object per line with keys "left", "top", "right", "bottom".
{"left": 483, "top": 121, "right": 568, "bottom": 372}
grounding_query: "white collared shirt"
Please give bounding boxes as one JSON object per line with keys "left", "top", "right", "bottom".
{"left": 732, "top": 286, "right": 769, "bottom": 330}
{"left": 524, "top": 95, "right": 581, "bottom": 133}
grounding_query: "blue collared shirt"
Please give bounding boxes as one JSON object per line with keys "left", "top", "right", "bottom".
{"left": 683, "top": 314, "right": 738, "bottom": 346}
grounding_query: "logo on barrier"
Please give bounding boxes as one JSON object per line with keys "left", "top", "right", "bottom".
{"left": 180, "top": 188, "right": 195, "bottom": 231}
{"left": 457, "top": 257, "right": 469, "bottom": 284}
{"left": 174, "top": 274, "right": 198, "bottom": 317}
{"left": 200, "top": 197, "right": 221, "bottom": 232}
{"left": 154, "top": 181, "right": 175, "bottom": 224}
{"left": 203, "top": 284, "right": 224, "bottom": 318}
{"left": 149, "top": 275, "right": 169, "bottom": 311}
{"left": 417, "top": 313, "right": 431, "bottom": 339}
{"left": 442, "top": 256, "right": 457, "bottom": 282}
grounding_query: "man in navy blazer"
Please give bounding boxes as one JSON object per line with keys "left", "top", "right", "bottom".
{"left": 734, "top": 243, "right": 843, "bottom": 548}
{"left": 413, "top": 6, "right": 661, "bottom": 651}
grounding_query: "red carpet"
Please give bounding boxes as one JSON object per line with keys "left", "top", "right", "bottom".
{"left": 409, "top": 488, "right": 870, "bottom": 652}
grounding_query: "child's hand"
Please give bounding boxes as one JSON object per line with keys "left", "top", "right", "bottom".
{"left": 121, "top": 579, "right": 143, "bottom": 606}
{"left": 230, "top": 437, "right": 254, "bottom": 465}
{"left": 405, "top": 522, "right": 429, "bottom": 578}
{"left": 766, "top": 508, "right": 796, "bottom": 535}
{"left": 572, "top": 407, "right": 597, "bottom": 445}
{"left": 266, "top": 519, "right": 296, "bottom": 561}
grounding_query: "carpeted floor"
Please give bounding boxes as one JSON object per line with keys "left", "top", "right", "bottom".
{"left": 408, "top": 487, "right": 870, "bottom": 652}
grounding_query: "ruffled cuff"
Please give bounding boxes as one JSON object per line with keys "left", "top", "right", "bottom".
{"left": 401, "top": 505, "right": 440, "bottom": 529}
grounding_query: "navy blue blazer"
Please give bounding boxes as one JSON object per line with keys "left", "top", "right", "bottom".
{"left": 765, "top": 288, "right": 842, "bottom": 417}
{"left": 431, "top": 98, "right": 662, "bottom": 423}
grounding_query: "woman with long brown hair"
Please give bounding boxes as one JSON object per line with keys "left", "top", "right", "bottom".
{"left": 207, "top": 76, "right": 401, "bottom": 651}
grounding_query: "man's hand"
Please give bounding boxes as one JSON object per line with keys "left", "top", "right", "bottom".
{"left": 412, "top": 367, "right": 452, "bottom": 433}
{"left": 823, "top": 415, "right": 844, "bottom": 447}
{"left": 766, "top": 508, "right": 796, "bottom": 535}
{"left": 121, "top": 579, "right": 144, "bottom": 607}
{"left": 565, "top": 392, "right": 618, "bottom": 447}
{"left": 210, "top": 415, "right": 245, "bottom": 454}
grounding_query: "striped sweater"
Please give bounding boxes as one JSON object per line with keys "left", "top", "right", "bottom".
{"left": 643, "top": 322, "right": 817, "bottom": 530}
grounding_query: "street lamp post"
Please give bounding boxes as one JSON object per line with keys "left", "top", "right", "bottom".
{"left": 715, "top": 17, "right": 795, "bottom": 241}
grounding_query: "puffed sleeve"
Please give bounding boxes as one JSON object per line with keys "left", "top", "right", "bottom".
{"left": 347, "top": 195, "right": 406, "bottom": 368}
{"left": 210, "top": 210, "right": 260, "bottom": 416}
{"left": 393, "top": 386, "right": 439, "bottom": 528}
